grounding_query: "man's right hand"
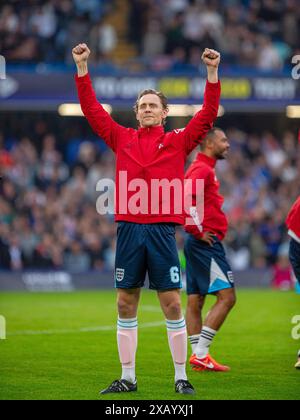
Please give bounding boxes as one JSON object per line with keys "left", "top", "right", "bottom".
{"left": 72, "top": 43, "right": 90, "bottom": 77}
{"left": 200, "top": 232, "right": 216, "bottom": 247}
{"left": 201, "top": 48, "right": 221, "bottom": 69}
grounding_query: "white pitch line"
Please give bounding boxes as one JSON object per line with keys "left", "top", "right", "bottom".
{"left": 7, "top": 321, "right": 165, "bottom": 337}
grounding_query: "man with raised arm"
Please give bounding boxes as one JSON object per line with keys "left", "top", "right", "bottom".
{"left": 72, "top": 43, "right": 221, "bottom": 395}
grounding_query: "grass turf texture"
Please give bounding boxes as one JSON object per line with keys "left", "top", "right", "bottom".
{"left": 0, "top": 289, "right": 299, "bottom": 400}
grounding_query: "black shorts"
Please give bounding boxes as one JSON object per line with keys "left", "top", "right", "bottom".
{"left": 114, "top": 222, "right": 182, "bottom": 291}
{"left": 184, "top": 234, "right": 234, "bottom": 296}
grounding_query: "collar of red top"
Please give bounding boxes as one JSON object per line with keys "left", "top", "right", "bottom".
{"left": 197, "top": 153, "right": 217, "bottom": 168}
{"left": 138, "top": 125, "right": 165, "bottom": 134}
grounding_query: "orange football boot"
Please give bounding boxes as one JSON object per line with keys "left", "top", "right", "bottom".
{"left": 190, "top": 354, "right": 230, "bottom": 372}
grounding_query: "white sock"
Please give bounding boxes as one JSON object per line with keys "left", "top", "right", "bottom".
{"left": 166, "top": 318, "right": 188, "bottom": 382}
{"left": 174, "top": 363, "right": 187, "bottom": 382}
{"left": 117, "top": 317, "right": 138, "bottom": 384}
{"left": 189, "top": 334, "right": 200, "bottom": 354}
{"left": 121, "top": 367, "right": 136, "bottom": 384}
{"left": 195, "top": 326, "right": 217, "bottom": 359}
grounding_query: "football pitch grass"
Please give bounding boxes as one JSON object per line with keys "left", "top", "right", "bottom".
{"left": 0, "top": 289, "right": 299, "bottom": 400}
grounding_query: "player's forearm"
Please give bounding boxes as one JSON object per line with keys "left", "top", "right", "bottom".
{"left": 183, "top": 80, "right": 221, "bottom": 154}
{"left": 207, "top": 67, "right": 219, "bottom": 84}
{"left": 75, "top": 74, "right": 119, "bottom": 151}
{"left": 76, "top": 73, "right": 108, "bottom": 122}
{"left": 76, "top": 62, "right": 88, "bottom": 77}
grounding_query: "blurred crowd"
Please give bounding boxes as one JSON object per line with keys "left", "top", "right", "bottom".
{"left": 129, "top": 0, "right": 299, "bottom": 72}
{"left": 0, "top": 126, "right": 117, "bottom": 272}
{"left": 0, "top": 0, "right": 299, "bottom": 72}
{"left": 0, "top": 0, "right": 115, "bottom": 64}
{"left": 0, "top": 120, "right": 299, "bottom": 274}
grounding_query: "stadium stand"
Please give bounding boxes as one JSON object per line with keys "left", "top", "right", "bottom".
{"left": 0, "top": 0, "right": 299, "bottom": 71}
{"left": 0, "top": 0, "right": 299, "bottom": 282}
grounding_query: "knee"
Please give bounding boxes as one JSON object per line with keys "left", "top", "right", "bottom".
{"left": 188, "top": 296, "right": 205, "bottom": 315}
{"left": 218, "top": 292, "right": 237, "bottom": 310}
{"left": 197, "top": 296, "right": 206, "bottom": 311}
{"left": 117, "top": 298, "right": 136, "bottom": 318}
{"left": 164, "top": 300, "right": 182, "bottom": 319}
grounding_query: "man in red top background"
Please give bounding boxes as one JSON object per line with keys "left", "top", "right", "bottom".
{"left": 286, "top": 196, "right": 300, "bottom": 369}
{"left": 72, "top": 43, "right": 221, "bottom": 394}
{"left": 184, "top": 127, "right": 236, "bottom": 372}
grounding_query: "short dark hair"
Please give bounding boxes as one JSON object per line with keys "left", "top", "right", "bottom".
{"left": 200, "top": 127, "right": 224, "bottom": 150}
{"left": 134, "top": 89, "right": 169, "bottom": 125}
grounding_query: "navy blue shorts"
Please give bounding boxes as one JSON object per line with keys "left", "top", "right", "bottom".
{"left": 184, "top": 234, "right": 234, "bottom": 296}
{"left": 114, "top": 222, "right": 182, "bottom": 291}
{"left": 289, "top": 239, "right": 300, "bottom": 284}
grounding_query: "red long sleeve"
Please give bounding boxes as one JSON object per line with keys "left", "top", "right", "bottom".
{"left": 184, "top": 80, "right": 221, "bottom": 155}
{"left": 75, "top": 74, "right": 125, "bottom": 152}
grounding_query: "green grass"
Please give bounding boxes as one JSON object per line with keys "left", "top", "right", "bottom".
{"left": 0, "top": 289, "right": 299, "bottom": 400}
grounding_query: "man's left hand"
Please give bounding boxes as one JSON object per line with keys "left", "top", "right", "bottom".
{"left": 202, "top": 48, "right": 221, "bottom": 68}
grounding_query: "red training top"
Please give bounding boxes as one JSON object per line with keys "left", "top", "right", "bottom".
{"left": 184, "top": 153, "right": 228, "bottom": 241}
{"left": 286, "top": 196, "right": 300, "bottom": 242}
{"left": 75, "top": 73, "right": 221, "bottom": 224}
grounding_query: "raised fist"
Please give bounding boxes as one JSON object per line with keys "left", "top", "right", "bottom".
{"left": 201, "top": 48, "right": 221, "bottom": 68}
{"left": 72, "top": 43, "right": 91, "bottom": 65}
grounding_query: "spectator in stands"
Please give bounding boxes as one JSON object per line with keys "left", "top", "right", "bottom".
{"left": 271, "top": 242, "right": 294, "bottom": 290}
{"left": 142, "top": 19, "right": 166, "bottom": 60}
{"left": 256, "top": 35, "right": 283, "bottom": 71}
{"left": 90, "top": 20, "right": 117, "bottom": 62}
{"left": 64, "top": 240, "right": 91, "bottom": 273}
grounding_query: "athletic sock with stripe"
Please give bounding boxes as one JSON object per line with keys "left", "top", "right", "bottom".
{"left": 166, "top": 317, "right": 188, "bottom": 382}
{"left": 195, "top": 326, "right": 217, "bottom": 359}
{"left": 117, "top": 317, "right": 138, "bottom": 384}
